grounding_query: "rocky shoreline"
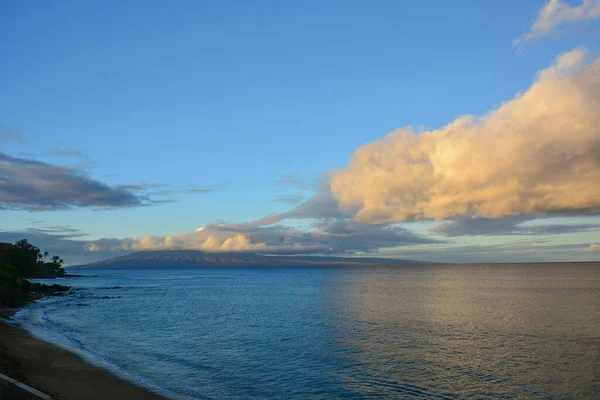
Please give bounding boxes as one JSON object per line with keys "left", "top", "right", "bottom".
{"left": 0, "top": 281, "right": 70, "bottom": 317}
{"left": 0, "top": 279, "right": 166, "bottom": 400}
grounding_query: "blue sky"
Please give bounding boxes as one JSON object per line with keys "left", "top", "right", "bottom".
{"left": 1, "top": 1, "right": 600, "bottom": 264}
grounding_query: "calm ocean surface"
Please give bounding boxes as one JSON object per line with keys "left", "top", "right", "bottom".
{"left": 11, "top": 263, "right": 600, "bottom": 399}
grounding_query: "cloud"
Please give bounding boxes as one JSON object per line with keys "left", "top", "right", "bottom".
{"left": 85, "top": 218, "right": 440, "bottom": 256}
{"left": 12, "top": 149, "right": 90, "bottom": 160}
{"left": 0, "top": 175, "right": 214, "bottom": 211}
{"left": 328, "top": 49, "right": 600, "bottom": 224}
{"left": 273, "top": 173, "right": 319, "bottom": 191}
{"left": 119, "top": 184, "right": 216, "bottom": 198}
{"left": 2, "top": 219, "right": 439, "bottom": 265}
{"left": 585, "top": 243, "right": 600, "bottom": 251}
{"left": 151, "top": 187, "right": 214, "bottom": 197}
{"left": 312, "top": 219, "right": 441, "bottom": 253}
{"left": 516, "top": 0, "right": 600, "bottom": 45}
{"left": 212, "top": 185, "right": 348, "bottom": 234}
{"left": 5, "top": 224, "right": 596, "bottom": 266}
{"left": 274, "top": 174, "right": 302, "bottom": 186}
{"left": 49, "top": 149, "right": 89, "bottom": 159}
{"left": 0, "top": 132, "right": 25, "bottom": 142}
{"left": 272, "top": 193, "right": 304, "bottom": 204}
{"left": 185, "top": 188, "right": 213, "bottom": 194}
{"left": 264, "top": 184, "right": 350, "bottom": 224}
{"left": 283, "top": 191, "right": 346, "bottom": 220}
{"left": 24, "top": 225, "right": 87, "bottom": 238}
{"left": 384, "top": 240, "right": 600, "bottom": 263}
{"left": 118, "top": 183, "right": 171, "bottom": 192}
{"left": 432, "top": 217, "right": 600, "bottom": 237}
{"left": 0, "top": 152, "right": 146, "bottom": 211}
{"left": 76, "top": 160, "right": 99, "bottom": 170}
{"left": 85, "top": 238, "right": 134, "bottom": 253}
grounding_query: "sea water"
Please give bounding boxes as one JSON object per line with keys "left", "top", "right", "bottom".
{"left": 10, "top": 263, "right": 600, "bottom": 399}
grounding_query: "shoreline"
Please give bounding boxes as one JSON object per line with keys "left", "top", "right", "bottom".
{"left": 0, "top": 291, "right": 168, "bottom": 400}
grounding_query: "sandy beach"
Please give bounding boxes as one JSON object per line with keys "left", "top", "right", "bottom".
{"left": 0, "top": 320, "right": 166, "bottom": 400}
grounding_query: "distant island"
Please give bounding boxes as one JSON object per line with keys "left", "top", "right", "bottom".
{"left": 75, "top": 250, "right": 430, "bottom": 268}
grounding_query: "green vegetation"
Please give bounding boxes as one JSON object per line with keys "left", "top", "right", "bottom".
{"left": 0, "top": 239, "right": 69, "bottom": 307}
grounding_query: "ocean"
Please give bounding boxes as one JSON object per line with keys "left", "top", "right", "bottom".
{"left": 10, "top": 263, "right": 600, "bottom": 399}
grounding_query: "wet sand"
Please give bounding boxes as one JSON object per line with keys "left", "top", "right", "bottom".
{"left": 0, "top": 321, "right": 166, "bottom": 400}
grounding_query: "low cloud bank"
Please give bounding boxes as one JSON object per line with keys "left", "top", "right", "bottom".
{"left": 86, "top": 219, "right": 439, "bottom": 255}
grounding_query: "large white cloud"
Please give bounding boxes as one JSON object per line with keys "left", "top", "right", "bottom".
{"left": 328, "top": 49, "right": 600, "bottom": 224}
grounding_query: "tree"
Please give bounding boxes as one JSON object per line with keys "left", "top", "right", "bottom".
{"left": 1, "top": 240, "right": 66, "bottom": 278}
{"left": 14, "top": 239, "right": 31, "bottom": 250}
{"left": 1, "top": 242, "right": 69, "bottom": 305}
{"left": 1, "top": 241, "right": 37, "bottom": 277}
{"left": 47, "top": 255, "right": 65, "bottom": 276}
{"left": 15, "top": 239, "right": 40, "bottom": 255}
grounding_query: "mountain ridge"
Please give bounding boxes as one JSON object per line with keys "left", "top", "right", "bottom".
{"left": 72, "top": 250, "right": 430, "bottom": 268}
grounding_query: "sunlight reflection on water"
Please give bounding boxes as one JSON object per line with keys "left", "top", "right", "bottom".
{"left": 14, "top": 263, "right": 600, "bottom": 399}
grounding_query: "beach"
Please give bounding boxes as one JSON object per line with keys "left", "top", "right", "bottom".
{"left": 0, "top": 314, "right": 166, "bottom": 400}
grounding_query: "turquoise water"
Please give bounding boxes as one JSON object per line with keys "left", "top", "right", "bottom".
{"left": 11, "top": 264, "right": 600, "bottom": 399}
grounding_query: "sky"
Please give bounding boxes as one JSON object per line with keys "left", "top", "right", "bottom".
{"left": 1, "top": 0, "right": 600, "bottom": 265}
